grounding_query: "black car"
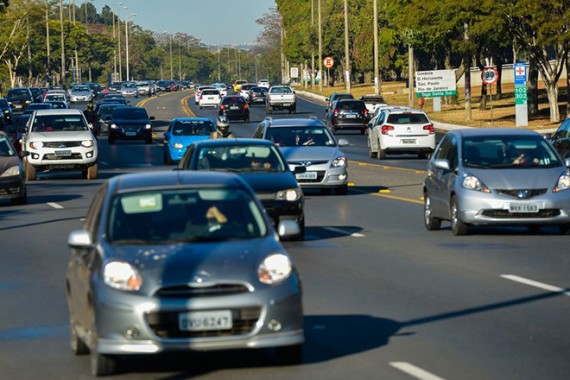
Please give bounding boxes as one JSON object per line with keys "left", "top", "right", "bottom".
{"left": 325, "top": 92, "right": 354, "bottom": 113}
{"left": 247, "top": 86, "right": 268, "bottom": 104}
{"left": 22, "top": 102, "right": 52, "bottom": 115}
{"left": 96, "top": 103, "right": 125, "bottom": 135}
{"left": 107, "top": 82, "right": 123, "bottom": 93}
{"left": 107, "top": 106, "right": 155, "bottom": 144}
{"left": 6, "top": 88, "right": 33, "bottom": 116}
{"left": 0, "top": 98, "right": 13, "bottom": 125}
{"left": 178, "top": 138, "right": 305, "bottom": 240}
{"left": 0, "top": 131, "right": 27, "bottom": 205}
{"left": 548, "top": 117, "right": 570, "bottom": 159}
{"left": 218, "top": 95, "right": 250, "bottom": 122}
{"left": 326, "top": 99, "right": 369, "bottom": 134}
{"left": 95, "top": 96, "right": 128, "bottom": 113}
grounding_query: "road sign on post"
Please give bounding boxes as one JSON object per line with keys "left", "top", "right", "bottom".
{"left": 323, "top": 56, "right": 334, "bottom": 69}
{"left": 415, "top": 70, "right": 457, "bottom": 98}
{"left": 481, "top": 66, "right": 498, "bottom": 85}
{"left": 514, "top": 62, "right": 528, "bottom": 127}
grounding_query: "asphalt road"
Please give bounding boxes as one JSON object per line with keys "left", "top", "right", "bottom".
{"left": 0, "top": 90, "right": 568, "bottom": 379}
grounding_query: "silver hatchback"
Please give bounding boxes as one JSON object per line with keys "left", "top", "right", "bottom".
{"left": 66, "top": 171, "right": 303, "bottom": 376}
{"left": 423, "top": 128, "right": 570, "bottom": 235}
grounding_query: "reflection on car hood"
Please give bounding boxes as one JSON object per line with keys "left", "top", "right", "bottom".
{"left": 29, "top": 131, "right": 93, "bottom": 141}
{"left": 465, "top": 167, "right": 565, "bottom": 189}
{"left": 239, "top": 171, "right": 299, "bottom": 193}
{"left": 109, "top": 238, "right": 281, "bottom": 289}
{"left": 0, "top": 156, "right": 20, "bottom": 174}
{"left": 112, "top": 118, "right": 150, "bottom": 124}
{"left": 279, "top": 146, "right": 341, "bottom": 162}
{"left": 171, "top": 135, "right": 209, "bottom": 145}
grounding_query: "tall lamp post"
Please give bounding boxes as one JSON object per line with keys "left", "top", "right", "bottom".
{"left": 116, "top": 3, "right": 124, "bottom": 81}
{"left": 318, "top": 0, "right": 322, "bottom": 92}
{"left": 60, "top": 0, "right": 65, "bottom": 85}
{"left": 343, "top": 0, "right": 351, "bottom": 92}
{"left": 169, "top": 34, "right": 173, "bottom": 80}
{"left": 125, "top": 13, "right": 137, "bottom": 81}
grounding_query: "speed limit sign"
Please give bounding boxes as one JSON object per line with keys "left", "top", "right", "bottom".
{"left": 481, "top": 66, "right": 499, "bottom": 85}
{"left": 323, "top": 56, "right": 334, "bottom": 69}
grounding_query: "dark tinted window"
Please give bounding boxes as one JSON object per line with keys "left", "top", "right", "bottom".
{"left": 113, "top": 108, "right": 149, "bottom": 119}
{"left": 202, "top": 90, "right": 220, "bottom": 95}
{"left": 172, "top": 120, "right": 215, "bottom": 136}
{"left": 265, "top": 126, "right": 335, "bottom": 147}
{"left": 336, "top": 100, "right": 365, "bottom": 111}
{"left": 0, "top": 135, "right": 16, "bottom": 157}
{"left": 0, "top": 99, "right": 8, "bottom": 107}
{"left": 221, "top": 97, "right": 245, "bottom": 105}
{"left": 7, "top": 89, "right": 32, "bottom": 100}
{"left": 387, "top": 113, "right": 429, "bottom": 124}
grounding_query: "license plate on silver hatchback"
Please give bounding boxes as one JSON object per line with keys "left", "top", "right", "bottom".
{"left": 508, "top": 202, "right": 539, "bottom": 213}
{"left": 179, "top": 310, "right": 232, "bottom": 331}
{"left": 296, "top": 171, "right": 317, "bottom": 180}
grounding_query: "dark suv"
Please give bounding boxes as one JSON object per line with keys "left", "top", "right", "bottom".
{"left": 326, "top": 99, "right": 368, "bottom": 134}
{"left": 0, "top": 98, "right": 13, "bottom": 125}
{"left": 218, "top": 95, "right": 250, "bottom": 122}
{"left": 107, "top": 107, "right": 155, "bottom": 144}
{"left": 7, "top": 88, "right": 33, "bottom": 116}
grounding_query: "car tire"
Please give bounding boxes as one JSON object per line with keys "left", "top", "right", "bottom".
{"left": 11, "top": 193, "right": 27, "bottom": 205}
{"left": 335, "top": 184, "right": 348, "bottom": 195}
{"left": 559, "top": 224, "right": 570, "bottom": 235}
{"left": 450, "top": 196, "right": 469, "bottom": 236}
{"left": 91, "top": 351, "right": 117, "bottom": 377}
{"left": 108, "top": 136, "right": 115, "bottom": 145}
{"left": 163, "top": 150, "right": 173, "bottom": 165}
{"left": 424, "top": 194, "right": 441, "bottom": 231}
{"left": 265, "top": 105, "right": 272, "bottom": 115}
{"left": 244, "top": 118, "right": 250, "bottom": 123}
{"left": 69, "top": 318, "right": 89, "bottom": 355}
{"left": 368, "top": 139, "right": 377, "bottom": 158}
{"left": 275, "top": 344, "right": 303, "bottom": 365}
{"left": 84, "top": 164, "right": 98, "bottom": 180}
{"left": 144, "top": 136, "right": 153, "bottom": 144}
{"left": 360, "top": 128, "right": 365, "bottom": 135}
{"left": 378, "top": 142, "right": 387, "bottom": 160}
{"left": 25, "top": 160, "right": 36, "bottom": 181}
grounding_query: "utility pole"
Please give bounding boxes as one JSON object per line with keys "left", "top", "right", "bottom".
{"left": 112, "top": 12, "right": 117, "bottom": 82}
{"left": 169, "top": 34, "right": 173, "bottom": 80}
{"left": 117, "top": 15, "right": 122, "bottom": 81}
{"left": 373, "top": 0, "right": 379, "bottom": 95}
{"left": 60, "top": 0, "right": 65, "bottom": 86}
{"left": 311, "top": 0, "right": 315, "bottom": 90}
{"left": 280, "top": 19, "right": 285, "bottom": 84}
{"left": 464, "top": 21, "right": 472, "bottom": 121}
{"left": 408, "top": 44, "right": 414, "bottom": 108}
{"left": 46, "top": 2, "right": 51, "bottom": 73}
{"left": 318, "top": 0, "right": 322, "bottom": 92}
{"left": 178, "top": 42, "right": 181, "bottom": 81}
{"left": 344, "top": 0, "right": 350, "bottom": 92}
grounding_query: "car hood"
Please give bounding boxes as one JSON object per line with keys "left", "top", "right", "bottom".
{"left": 0, "top": 156, "right": 20, "bottom": 173}
{"left": 463, "top": 166, "right": 565, "bottom": 189}
{"left": 112, "top": 118, "right": 150, "bottom": 124}
{"left": 108, "top": 237, "right": 283, "bottom": 289}
{"left": 239, "top": 171, "right": 299, "bottom": 193}
{"left": 279, "top": 146, "right": 342, "bottom": 162}
{"left": 29, "top": 130, "right": 94, "bottom": 141}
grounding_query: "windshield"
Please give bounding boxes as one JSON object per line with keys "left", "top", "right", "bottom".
{"left": 265, "top": 126, "right": 336, "bottom": 147}
{"left": 99, "top": 104, "right": 122, "bottom": 116}
{"left": 196, "top": 145, "right": 285, "bottom": 171}
{"left": 8, "top": 90, "right": 31, "bottom": 100}
{"left": 172, "top": 120, "right": 215, "bottom": 136}
{"left": 113, "top": 108, "right": 148, "bottom": 119}
{"left": 31, "top": 115, "right": 88, "bottom": 132}
{"left": 462, "top": 135, "right": 562, "bottom": 169}
{"left": 0, "top": 136, "right": 16, "bottom": 157}
{"left": 45, "top": 94, "right": 66, "bottom": 101}
{"left": 108, "top": 188, "right": 267, "bottom": 244}
{"left": 72, "top": 87, "right": 90, "bottom": 92}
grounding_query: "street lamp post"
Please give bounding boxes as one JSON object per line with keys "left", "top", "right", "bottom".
{"left": 318, "top": 0, "right": 322, "bottom": 92}
{"left": 169, "top": 34, "right": 173, "bottom": 80}
{"left": 125, "top": 13, "right": 137, "bottom": 81}
{"left": 373, "top": 0, "right": 379, "bottom": 95}
{"left": 343, "top": 0, "right": 351, "bottom": 93}
{"left": 60, "top": 0, "right": 65, "bottom": 86}
{"left": 117, "top": 3, "right": 124, "bottom": 81}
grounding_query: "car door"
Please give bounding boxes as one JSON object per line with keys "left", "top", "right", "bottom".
{"left": 370, "top": 110, "right": 388, "bottom": 151}
{"left": 552, "top": 119, "right": 570, "bottom": 158}
{"left": 427, "top": 134, "right": 458, "bottom": 218}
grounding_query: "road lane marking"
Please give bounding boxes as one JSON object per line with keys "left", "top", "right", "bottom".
{"left": 353, "top": 161, "right": 426, "bottom": 174}
{"left": 390, "top": 362, "right": 446, "bottom": 380}
{"left": 373, "top": 192, "right": 424, "bottom": 205}
{"left": 501, "top": 275, "right": 570, "bottom": 296}
{"left": 180, "top": 95, "right": 196, "bottom": 117}
{"left": 47, "top": 202, "right": 64, "bottom": 209}
{"left": 323, "top": 227, "right": 365, "bottom": 237}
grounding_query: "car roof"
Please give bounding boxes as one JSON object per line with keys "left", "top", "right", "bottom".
{"left": 109, "top": 171, "right": 249, "bottom": 194}
{"left": 33, "top": 109, "right": 83, "bottom": 116}
{"left": 384, "top": 107, "right": 427, "bottom": 114}
{"left": 451, "top": 128, "right": 541, "bottom": 138}
{"left": 190, "top": 138, "right": 275, "bottom": 148}
{"left": 263, "top": 117, "right": 325, "bottom": 128}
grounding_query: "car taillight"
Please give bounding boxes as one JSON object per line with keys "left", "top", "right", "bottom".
{"left": 333, "top": 109, "right": 339, "bottom": 117}
{"left": 244, "top": 103, "right": 249, "bottom": 110}
{"left": 363, "top": 109, "right": 369, "bottom": 117}
{"left": 381, "top": 125, "right": 394, "bottom": 135}
{"left": 423, "top": 124, "right": 435, "bottom": 134}
{"left": 220, "top": 104, "right": 225, "bottom": 110}
{"left": 200, "top": 95, "right": 203, "bottom": 99}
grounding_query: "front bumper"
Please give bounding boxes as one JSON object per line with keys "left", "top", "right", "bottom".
{"left": 26, "top": 148, "right": 97, "bottom": 169}
{"left": 109, "top": 128, "right": 152, "bottom": 140}
{"left": 289, "top": 164, "right": 348, "bottom": 189}
{"left": 0, "top": 176, "right": 26, "bottom": 200}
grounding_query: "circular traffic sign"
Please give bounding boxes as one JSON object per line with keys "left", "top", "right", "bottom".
{"left": 323, "top": 56, "right": 334, "bottom": 69}
{"left": 481, "top": 66, "right": 499, "bottom": 85}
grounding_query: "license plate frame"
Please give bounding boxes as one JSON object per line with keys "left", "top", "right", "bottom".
{"left": 125, "top": 131, "right": 138, "bottom": 137}
{"left": 54, "top": 149, "right": 72, "bottom": 157}
{"left": 401, "top": 139, "right": 416, "bottom": 144}
{"left": 296, "top": 171, "right": 318, "bottom": 180}
{"left": 508, "top": 202, "right": 539, "bottom": 213}
{"left": 178, "top": 310, "right": 233, "bottom": 331}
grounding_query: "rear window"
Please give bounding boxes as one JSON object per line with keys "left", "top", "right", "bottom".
{"left": 202, "top": 90, "right": 220, "bottom": 95}
{"left": 387, "top": 113, "right": 430, "bottom": 124}
{"left": 8, "top": 89, "right": 31, "bottom": 100}
{"left": 336, "top": 100, "right": 365, "bottom": 111}
{"left": 270, "top": 87, "right": 293, "bottom": 94}
{"left": 222, "top": 97, "right": 245, "bottom": 105}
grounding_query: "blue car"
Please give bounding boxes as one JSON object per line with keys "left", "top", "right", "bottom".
{"left": 163, "top": 117, "right": 215, "bottom": 164}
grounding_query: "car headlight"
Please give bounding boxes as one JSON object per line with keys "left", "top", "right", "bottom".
{"left": 331, "top": 156, "right": 347, "bottom": 168}
{"left": 1, "top": 165, "right": 20, "bottom": 177}
{"left": 172, "top": 142, "right": 184, "bottom": 149}
{"left": 462, "top": 175, "right": 491, "bottom": 193}
{"left": 110, "top": 124, "right": 117, "bottom": 129}
{"left": 29, "top": 141, "right": 43, "bottom": 149}
{"left": 81, "top": 140, "right": 95, "bottom": 148}
{"left": 275, "top": 188, "right": 302, "bottom": 202}
{"left": 553, "top": 174, "right": 570, "bottom": 193}
{"left": 103, "top": 261, "right": 142, "bottom": 291}
{"left": 258, "top": 253, "right": 292, "bottom": 284}
{"left": 145, "top": 124, "right": 152, "bottom": 129}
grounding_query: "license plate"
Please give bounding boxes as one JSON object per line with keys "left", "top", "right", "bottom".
{"left": 401, "top": 139, "right": 416, "bottom": 144}
{"left": 345, "top": 114, "right": 357, "bottom": 119}
{"left": 14, "top": 105, "right": 22, "bottom": 109}
{"left": 55, "top": 150, "right": 72, "bottom": 156}
{"left": 296, "top": 171, "right": 317, "bottom": 180}
{"left": 508, "top": 202, "right": 539, "bottom": 213}
{"left": 125, "top": 132, "right": 137, "bottom": 136}
{"left": 179, "top": 310, "right": 232, "bottom": 331}
{"left": 230, "top": 106, "right": 239, "bottom": 110}
{"left": 282, "top": 103, "right": 291, "bottom": 107}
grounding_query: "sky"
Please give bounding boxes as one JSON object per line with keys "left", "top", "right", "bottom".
{"left": 90, "top": 0, "right": 277, "bottom": 45}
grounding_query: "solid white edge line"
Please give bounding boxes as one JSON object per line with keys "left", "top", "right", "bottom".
{"left": 501, "top": 274, "right": 570, "bottom": 296}
{"left": 390, "top": 362, "right": 446, "bottom": 380}
{"left": 47, "top": 202, "right": 64, "bottom": 209}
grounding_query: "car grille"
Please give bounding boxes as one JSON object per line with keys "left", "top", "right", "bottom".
{"left": 495, "top": 189, "right": 548, "bottom": 199}
{"left": 154, "top": 284, "right": 250, "bottom": 298}
{"left": 145, "top": 307, "right": 261, "bottom": 338}
{"left": 289, "top": 160, "right": 329, "bottom": 166}
{"left": 43, "top": 153, "right": 83, "bottom": 160}
{"left": 43, "top": 141, "right": 82, "bottom": 148}
{"left": 481, "top": 209, "right": 561, "bottom": 218}
{"left": 0, "top": 186, "right": 21, "bottom": 195}
{"left": 120, "top": 125, "right": 142, "bottom": 132}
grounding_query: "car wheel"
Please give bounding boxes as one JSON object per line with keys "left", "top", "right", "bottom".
{"left": 424, "top": 194, "right": 441, "bottom": 230}
{"left": 559, "top": 224, "right": 570, "bottom": 235}
{"left": 450, "top": 196, "right": 469, "bottom": 236}
{"left": 85, "top": 164, "right": 98, "bottom": 180}
{"left": 108, "top": 136, "right": 115, "bottom": 145}
{"left": 69, "top": 318, "right": 89, "bottom": 355}
{"left": 25, "top": 160, "right": 36, "bottom": 181}
{"left": 378, "top": 142, "right": 386, "bottom": 160}
{"left": 360, "top": 128, "right": 365, "bottom": 135}
{"left": 335, "top": 184, "right": 348, "bottom": 195}
{"left": 11, "top": 193, "right": 27, "bottom": 205}
{"left": 275, "top": 344, "right": 303, "bottom": 365}
{"left": 368, "top": 139, "right": 377, "bottom": 158}
{"left": 90, "top": 350, "right": 117, "bottom": 377}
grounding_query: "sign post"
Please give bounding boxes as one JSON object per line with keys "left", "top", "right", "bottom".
{"left": 323, "top": 56, "right": 334, "bottom": 88}
{"left": 481, "top": 66, "right": 499, "bottom": 127}
{"left": 415, "top": 70, "right": 457, "bottom": 112}
{"left": 514, "top": 62, "right": 528, "bottom": 127}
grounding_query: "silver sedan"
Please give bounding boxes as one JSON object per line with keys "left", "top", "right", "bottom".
{"left": 423, "top": 128, "right": 570, "bottom": 235}
{"left": 66, "top": 171, "right": 303, "bottom": 376}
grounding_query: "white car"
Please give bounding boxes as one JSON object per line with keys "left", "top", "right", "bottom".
{"left": 194, "top": 85, "right": 215, "bottom": 104}
{"left": 198, "top": 89, "right": 221, "bottom": 109}
{"left": 367, "top": 108, "right": 435, "bottom": 159}
{"left": 44, "top": 91, "right": 70, "bottom": 108}
{"left": 69, "top": 85, "right": 94, "bottom": 103}
{"left": 212, "top": 82, "right": 228, "bottom": 97}
{"left": 239, "top": 83, "right": 255, "bottom": 99}
{"left": 22, "top": 109, "right": 98, "bottom": 180}
{"left": 120, "top": 82, "right": 138, "bottom": 98}
{"left": 257, "top": 79, "right": 270, "bottom": 88}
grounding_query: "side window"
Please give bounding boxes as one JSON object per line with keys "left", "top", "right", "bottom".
{"left": 446, "top": 135, "right": 459, "bottom": 170}
{"left": 376, "top": 111, "right": 387, "bottom": 126}
{"left": 253, "top": 123, "right": 265, "bottom": 139}
{"left": 435, "top": 135, "right": 451, "bottom": 160}
{"left": 556, "top": 120, "right": 570, "bottom": 139}
{"left": 180, "top": 145, "right": 194, "bottom": 169}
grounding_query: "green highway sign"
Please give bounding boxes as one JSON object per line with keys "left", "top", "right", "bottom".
{"left": 415, "top": 69, "right": 457, "bottom": 99}
{"left": 416, "top": 90, "right": 457, "bottom": 98}
{"left": 514, "top": 84, "right": 527, "bottom": 105}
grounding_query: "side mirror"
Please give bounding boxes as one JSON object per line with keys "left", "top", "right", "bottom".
{"left": 277, "top": 220, "right": 300, "bottom": 239}
{"left": 150, "top": 116, "right": 155, "bottom": 120}
{"left": 543, "top": 133, "right": 554, "bottom": 140}
{"left": 433, "top": 158, "right": 450, "bottom": 171}
{"left": 337, "top": 138, "right": 349, "bottom": 147}
{"left": 67, "top": 229, "right": 93, "bottom": 248}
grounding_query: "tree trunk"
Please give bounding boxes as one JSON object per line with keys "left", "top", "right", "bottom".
{"left": 495, "top": 58, "right": 503, "bottom": 99}
{"left": 545, "top": 83, "right": 560, "bottom": 122}
{"left": 566, "top": 53, "right": 570, "bottom": 119}
{"left": 479, "top": 84, "right": 488, "bottom": 110}
{"left": 527, "top": 57, "right": 539, "bottom": 116}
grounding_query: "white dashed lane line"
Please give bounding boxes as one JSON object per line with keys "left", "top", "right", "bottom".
{"left": 47, "top": 202, "right": 64, "bottom": 209}
{"left": 501, "top": 274, "right": 570, "bottom": 296}
{"left": 390, "top": 362, "right": 447, "bottom": 380}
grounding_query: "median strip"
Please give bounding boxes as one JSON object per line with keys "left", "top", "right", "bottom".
{"left": 501, "top": 275, "right": 570, "bottom": 296}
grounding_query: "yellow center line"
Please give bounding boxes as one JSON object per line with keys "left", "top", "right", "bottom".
{"left": 373, "top": 192, "right": 424, "bottom": 205}
{"left": 351, "top": 160, "right": 426, "bottom": 175}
